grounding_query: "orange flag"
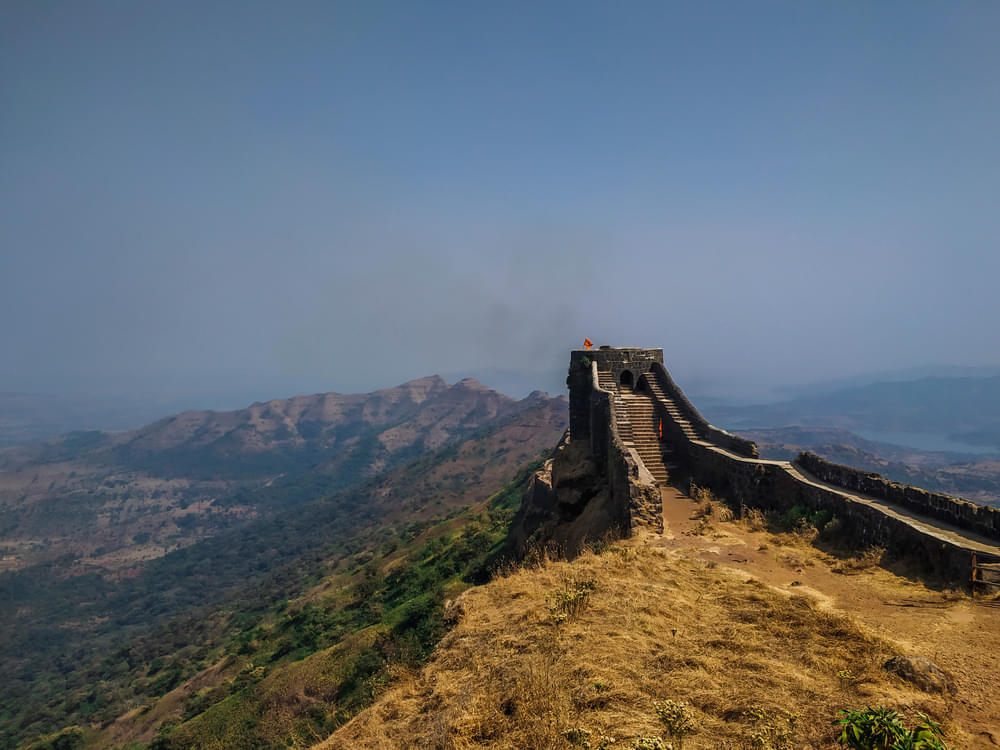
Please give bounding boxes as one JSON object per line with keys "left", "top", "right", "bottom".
{"left": 583, "top": 338, "right": 593, "bottom": 350}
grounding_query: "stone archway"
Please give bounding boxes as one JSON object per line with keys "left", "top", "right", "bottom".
{"left": 619, "top": 369, "right": 634, "bottom": 390}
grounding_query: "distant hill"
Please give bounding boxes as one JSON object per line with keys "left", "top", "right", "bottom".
{"left": 0, "top": 392, "right": 166, "bottom": 446}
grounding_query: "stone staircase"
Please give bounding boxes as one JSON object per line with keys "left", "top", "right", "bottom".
{"left": 620, "top": 392, "right": 671, "bottom": 483}
{"left": 642, "top": 375, "right": 699, "bottom": 441}
{"left": 596, "top": 370, "right": 671, "bottom": 484}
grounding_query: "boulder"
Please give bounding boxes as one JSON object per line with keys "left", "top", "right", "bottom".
{"left": 882, "top": 655, "right": 956, "bottom": 695}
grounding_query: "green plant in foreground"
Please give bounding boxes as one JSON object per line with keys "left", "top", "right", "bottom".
{"left": 655, "top": 699, "right": 695, "bottom": 749}
{"left": 834, "top": 707, "right": 951, "bottom": 750}
{"left": 564, "top": 727, "right": 592, "bottom": 747}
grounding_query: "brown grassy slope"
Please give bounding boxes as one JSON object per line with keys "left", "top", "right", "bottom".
{"left": 317, "top": 541, "right": 969, "bottom": 750}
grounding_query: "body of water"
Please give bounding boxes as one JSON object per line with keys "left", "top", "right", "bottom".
{"left": 853, "top": 429, "right": 999, "bottom": 455}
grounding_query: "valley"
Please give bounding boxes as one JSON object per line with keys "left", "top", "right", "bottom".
{"left": 0, "top": 378, "right": 567, "bottom": 749}
{"left": 5, "top": 361, "right": 1000, "bottom": 750}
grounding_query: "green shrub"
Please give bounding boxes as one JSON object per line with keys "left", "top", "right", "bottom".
{"left": 564, "top": 727, "right": 592, "bottom": 747}
{"left": 779, "top": 504, "right": 830, "bottom": 532}
{"left": 834, "top": 707, "right": 951, "bottom": 750}
{"left": 19, "top": 727, "right": 85, "bottom": 750}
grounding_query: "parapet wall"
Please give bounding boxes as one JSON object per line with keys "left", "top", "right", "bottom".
{"left": 796, "top": 452, "right": 1000, "bottom": 543}
{"left": 683, "top": 442, "right": 975, "bottom": 582}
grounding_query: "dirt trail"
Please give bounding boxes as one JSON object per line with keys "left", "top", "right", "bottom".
{"left": 650, "top": 486, "right": 1000, "bottom": 749}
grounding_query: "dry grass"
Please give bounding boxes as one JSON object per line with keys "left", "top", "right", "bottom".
{"left": 315, "top": 542, "right": 955, "bottom": 750}
{"left": 831, "top": 547, "right": 886, "bottom": 575}
{"left": 739, "top": 507, "right": 768, "bottom": 533}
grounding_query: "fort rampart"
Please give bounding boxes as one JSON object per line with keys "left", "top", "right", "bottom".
{"left": 560, "top": 346, "right": 1000, "bottom": 584}
{"left": 795, "top": 452, "right": 1000, "bottom": 542}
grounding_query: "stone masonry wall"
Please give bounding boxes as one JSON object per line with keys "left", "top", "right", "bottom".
{"left": 797, "top": 452, "right": 1000, "bottom": 542}
{"left": 589, "top": 361, "right": 662, "bottom": 532}
{"left": 568, "top": 347, "right": 664, "bottom": 442}
{"left": 507, "top": 353, "right": 663, "bottom": 557}
{"left": 684, "top": 442, "right": 973, "bottom": 582}
{"left": 567, "top": 351, "right": 596, "bottom": 442}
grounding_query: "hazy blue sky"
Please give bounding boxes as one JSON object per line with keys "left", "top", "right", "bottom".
{"left": 3, "top": 1, "right": 999, "bottom": 405}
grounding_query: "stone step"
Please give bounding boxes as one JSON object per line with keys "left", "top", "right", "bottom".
{"left": 606, "top": 381, "right": 677, "bottom": 484}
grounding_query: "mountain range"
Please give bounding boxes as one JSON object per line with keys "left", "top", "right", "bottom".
{"left": 0, "top": 376, "right": 557, "bottom": 575}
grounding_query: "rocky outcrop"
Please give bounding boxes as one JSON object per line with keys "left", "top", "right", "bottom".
{"left": 506, "top": 432, "right": 632, "bottom": 557}
{"left": 883, "top": 655, "right": 956, "bottom": 695}
{"left": 507, "top": 433, "right": 624, "bottom": 556}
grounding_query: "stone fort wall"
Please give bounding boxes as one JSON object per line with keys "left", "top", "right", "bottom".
{"left": 797, "top": 452, "right": 1000, "bottom": 542}
{"left": 565, "top": 346, "right": 1000, "bottom": 581}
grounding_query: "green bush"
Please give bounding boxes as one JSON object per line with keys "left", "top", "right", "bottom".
{"left": 19, "top": 727, "right": 84, "bottom": 750}
{"left": 834, "top": 707, "right": 951, "bottom": 750}
{"left": 779, "top": 504, "right": 831, "bottom": 532}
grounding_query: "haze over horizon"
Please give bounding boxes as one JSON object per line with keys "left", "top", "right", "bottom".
{"left": 4, "top": 2, "right": 999, "bottom": 409}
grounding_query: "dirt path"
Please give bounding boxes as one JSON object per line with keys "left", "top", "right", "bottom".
{"left": 649, "top": 486, "right": 1000, "bottom": 749}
